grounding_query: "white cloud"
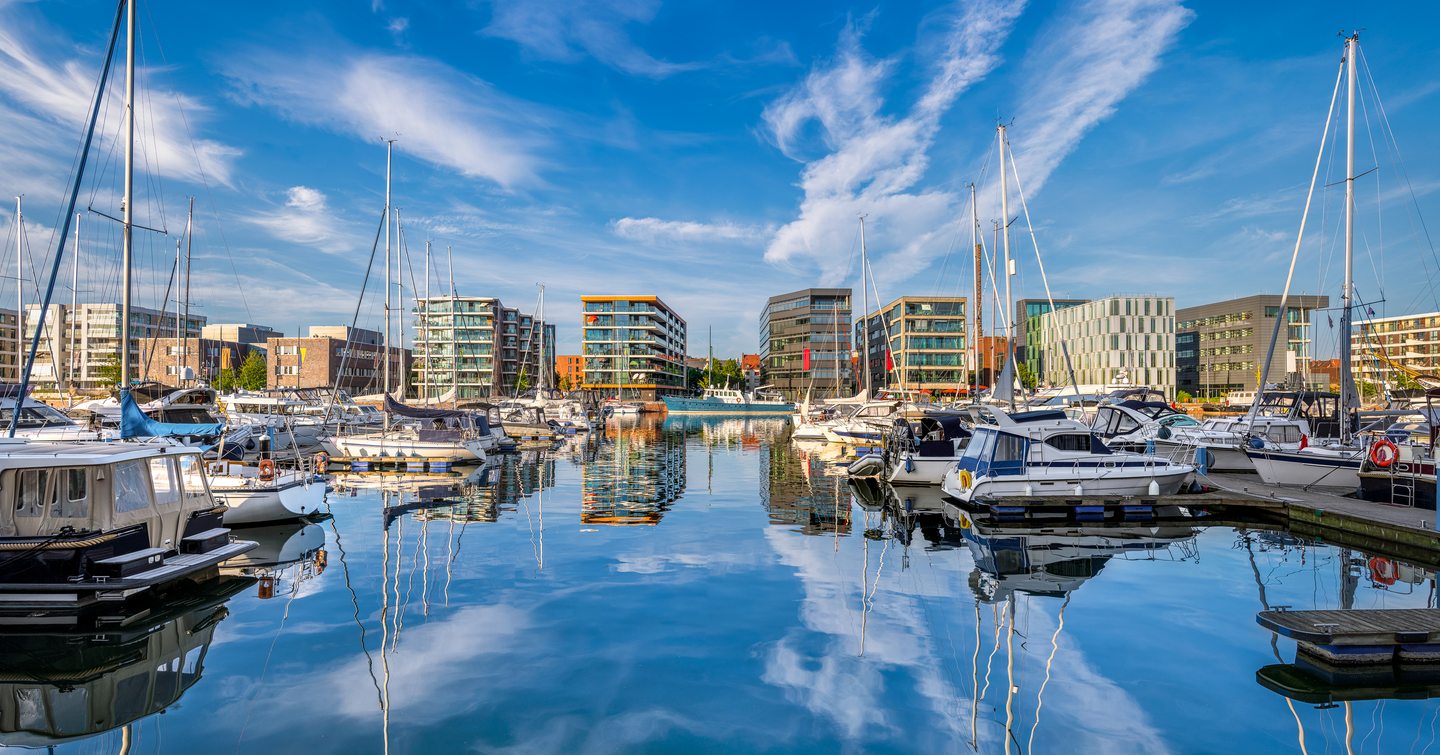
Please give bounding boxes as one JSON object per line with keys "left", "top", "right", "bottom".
{"left": 482, "top": 0, "right": 698, "bottom": 78}
{"left": 760, "top": 1, "right": 1027, "bottom": 285}
{"left": 224, "top": 49, "right": 549, "bottom": 189}
{"left": 0, "top": 5, "right": 240, "bottom": 192}
{"left": 611, "top": 217, "right": 772, "bottom": 243}
{"left": 1007, "top": 0, "right": 1194, "bottom": 195}
{"left": 248, "top": 185, "right": 362, "bottom": 255}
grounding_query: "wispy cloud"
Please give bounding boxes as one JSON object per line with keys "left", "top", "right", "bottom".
{"left": 0, "top": 5, "right": 240, "bottom": 194}
{"left": 247, "top": 185, "right": 363, "bottom": 255}
{"left": 761, "top": 1, "right": 1028, "bottom": 285}
{"left": 1007, "top": 0, "right": 1193, "bottom": 194}
{"left": 611, "top": 216, "right": 772, "bottom": 243}
{"left": 482, "top": 0, "right": 699, "bottom": 78}
{"left": 223, "top": 45, "right": 550, "bottom": 189}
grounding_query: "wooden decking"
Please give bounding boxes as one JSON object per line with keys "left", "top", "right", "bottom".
{"left": 1258, "top": 609, "right": 1440, "bottom": 645}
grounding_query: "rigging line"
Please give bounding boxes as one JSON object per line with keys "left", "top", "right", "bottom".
{"left": 1005, "top": 134, "right": 1081, "bottom": 398}
{"left": 322, "top": 207, "right": 388, "bottom": 425}
{"left": 1355, "top": 74, "right": 1386, "bottom": 311}
{"left": 1247, "top": 56, "right": 1346, "bottom": 424}
{"left": 1359, "top": 45, "right": 1440, "bottom": 312}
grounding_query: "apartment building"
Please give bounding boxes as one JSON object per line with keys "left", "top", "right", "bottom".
{"left": 760, "top": 288, "right": 851, "bottom": 399}
{"left": 1015, "top": 298, "right": 1087, "bottom": 378}
{"left": 581, "top": 295, "right": 687, "bottom": 400}
{"left": 0, "top": 309, "right": 17, "bottom": 382}
{"left": 856, "top": 296, "right": 967, "bottom": 396}
{"left": 556, "top": 355, "right": 584, "bottom": 390}
{"left": 1034, "top": 295, "right": 1177, "bottom": 396}
{"left": 1176, "top": 294, "right": 1329, "bottom": 395}
{"left": 267, "top": 326, "right": 411, "bottom": 393}
{"left": 412, "top": 296, "right": 553, "bottom": 401}
{"left": 1354, "top": 310, "right": 1440, "bottom": 388}
{"left": 23, "top": 303, "right": 205, "bottom": 391}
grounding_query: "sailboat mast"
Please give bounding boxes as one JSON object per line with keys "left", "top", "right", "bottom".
{"left": 859, "top": 215, "right": 870, "bottom": 397}
{"left": 181, "top": 197, "right": 192, "bottom": 383}
{"left": 120, "top": 0, "right": 135, "bottom": 387}
{"left": 424, "top": 240, "right": 430, "bottom": 401}
{"left": 1339, "top": 33, "right": 1358, "bottom": 437}
{"left": 970, "top": 183, "right": 980, "bottom": 398}
{"left": 14, "top": 196, "right": 21, "bottom": 378}
{"left": 538, "top": 283, "right": 546, "bottom": 393}
{"left": 383, "top": 139, "right": 393, "bottom": 417}
{"left": 998, "top": 125, "right": 1013, "bottom": 400}
{"left": 70, "top": 213, "right": 78, "bottom": 395}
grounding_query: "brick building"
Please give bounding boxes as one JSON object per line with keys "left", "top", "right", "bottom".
{"left": 138, "top": 338, "right": 262, "bottom": 386}
{"left": 267, "top": 326, "right": 411, "bottom": 393}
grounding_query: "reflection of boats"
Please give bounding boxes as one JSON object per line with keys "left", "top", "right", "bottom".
{"left": 221, "top": 520, "right": 326, "bottom": 570}
{"left": 1258, "top": 656, "right": 1440, "bottom": 704}
{"left": 761, "top": 439, "right": 851, "bottom": 535}
{"left": 0, "top": 576, "right": 251, "bottom": 748}
{"left": 961, "top": 519, "right": 1198, "bottom": 601}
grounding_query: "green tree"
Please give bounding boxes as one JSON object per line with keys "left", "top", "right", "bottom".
{"left": 516, "top": 370, "right": 532, "bottom": 393}
{"left": 1015, "top": 363, "right": 1038, "bottom": 391}
{"left": 213, "top": 368, "right": 237, "bottom": 392}
{"left": 237, "top": 352, "right": 269, "bottom": 390}
{"left": 93, "top": 352, "right": 121, "bottom": 386}
{"left": 1394, "top": 373, "right": 1422, "bottom": 392}
{"left": 558, "top": 374, "right": 571, "bottom": 392}
{"left": 1176, "top": 390, "right": 1193, "bottom": 403}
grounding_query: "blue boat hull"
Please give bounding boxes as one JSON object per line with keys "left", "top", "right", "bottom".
{"left": 662, "top": 396, "right": 795, "bottom": 415}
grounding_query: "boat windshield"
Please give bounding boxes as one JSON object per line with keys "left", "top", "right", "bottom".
{"left": 0, "top": 403, "right": 76, "bottom": 428}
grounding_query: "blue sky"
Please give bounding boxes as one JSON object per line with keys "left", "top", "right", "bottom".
{"left": 1, "top": 0, "right": 1438, "bottom": 359}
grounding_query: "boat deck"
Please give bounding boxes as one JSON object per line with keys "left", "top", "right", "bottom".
{"left": 1258, "top": 609, "right": 1440, "bottom": 646}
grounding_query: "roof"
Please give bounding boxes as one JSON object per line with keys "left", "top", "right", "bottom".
{"left": 0, "top": 439, "right": 199, "bottom": 464}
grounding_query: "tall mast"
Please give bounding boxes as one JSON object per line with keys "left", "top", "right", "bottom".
{"left": 171, "top": 235, "right": 179, "bottom": 383}
{"left": 423, "top": 239, "right": 430, "bottom": 401}
{"left": 537, "top": 283, "right": 546, "bottom": 393}
{"left": 383, "top": 138, "right": 394, "bottom": 418}
{"left": 859, "top": 214, "right": 870, "bottom": 397}
{"left": 70, "top": 213, "right": 79, "bottom": 396}
{"left": 998, "top": 124, "right": 1012, "bottom": 400}
{"left": 14, "top": 196, "right": 21, "bottom": 380}
{"left": 181, "top": 197, "right": 192, "bottom": 383}
{"left": 120, "top": 0, "right": 135, "bottom": 387}
{"left": 1339, "top": 33, "right": 1358, "bottom": 438}
{"left": 447, "top": 244, "right": 455, "bottom": 297}
{"left": 970, "top": 183, "right": 980, "bottom": 398}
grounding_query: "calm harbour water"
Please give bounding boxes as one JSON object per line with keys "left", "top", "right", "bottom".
{"left": 5, "top": 416, "right": 1439, "bottom": 754}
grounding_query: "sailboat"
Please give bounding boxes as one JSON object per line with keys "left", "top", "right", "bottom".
{"left": 1245, "top": 34, "right": 1372, "bottom": 493}
{"left": 332, "top": 142, "right": 487, "bottom": 463}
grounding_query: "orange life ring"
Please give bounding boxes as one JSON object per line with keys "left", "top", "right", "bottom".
{"left": 1369, "top": 556, "right": 1397, "bottom": 586}
{"left": 1369, "top": 439, "right": 1399, "bottom": 468}
{"left": 258, "top": 459, "right": 277, "bottom": 482}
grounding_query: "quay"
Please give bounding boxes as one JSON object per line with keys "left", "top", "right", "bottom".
{"left": 954, "top": 471, "right": 1440, "bottom": 568}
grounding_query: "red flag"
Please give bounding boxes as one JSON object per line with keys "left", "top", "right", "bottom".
{"left": 885, "top": 350, "right": 894, "bottom": 371}
{"left": 802, "top": 348, "right": 811, "bottom": 371}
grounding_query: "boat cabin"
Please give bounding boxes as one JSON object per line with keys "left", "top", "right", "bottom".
{"left": 954, "top": 411, "right": 1112, "bottom": 479}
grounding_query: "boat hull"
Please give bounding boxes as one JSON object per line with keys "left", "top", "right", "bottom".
{"left": 1245, "top": 448, "right": 1363, "bottom": 493}
{"left": 662, "top": 396, "right": 794, "bottom": 415}
{"left": 942, "top": 464, "right": 1192, "bottom": 502}
{"left": 214, "top": 477, "right": 327, "bottom": 526}
{"left": 888, "top": 455, "right": 960, "bottom": 486}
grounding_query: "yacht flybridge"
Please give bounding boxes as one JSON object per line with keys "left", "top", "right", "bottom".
{"left": 0, "top": 440, "right": 255, "bottom": 613}
{"left": 939, "top": 407, "right": 1193, "bottom": 504}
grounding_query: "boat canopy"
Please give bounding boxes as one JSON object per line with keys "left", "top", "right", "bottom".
{"left": 120, "top": 390, "right": 223, "bottom": 440}
{"left": 384, "top": 395, "right": 467, "bottom": 420}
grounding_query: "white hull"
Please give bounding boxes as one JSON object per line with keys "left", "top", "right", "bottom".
{"left": 791, "top": 423, "right": 831, "bottom": 441}
{"left": 1154, "top": 439, "right": 1254, "bottom": 472}
{"left": 888, "top": 455, "right": 959, "bottom": 486}
{"left": 942, "top": 466, "right": 1191, "bottom": 503}
{"left": 334, "top": 434, "right": 484, "bottom": 462}
{"left": 214, "top": 476, "right": 327, "bottom": 525}
{"left": 1246, "top": 448, "right": 1362, "bottom": 493}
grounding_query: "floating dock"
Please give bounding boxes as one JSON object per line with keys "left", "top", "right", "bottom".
{"left": 1258, "top": 609, "right": 1440, "bottom": 665}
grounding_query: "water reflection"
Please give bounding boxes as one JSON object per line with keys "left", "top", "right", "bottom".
{"left": 221, "top": 520, "right": 329, "bottom": 600}
{"left": 0, "top": 576, "right": 252, "bottom": 749}
{"left": 663, "top": 415, "right": 790, "bottom": 448}
{"left": 761, "top": 434, "right": 852, "bottom": 535}
{"left": 582, "top": 421, "right": 686, "bottom": 526}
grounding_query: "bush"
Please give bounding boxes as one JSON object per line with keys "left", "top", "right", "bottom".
{"left": 1176, "top": 390, "right": 1193, "bottom": 403}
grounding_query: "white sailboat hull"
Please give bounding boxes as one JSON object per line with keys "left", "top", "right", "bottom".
{"left": 1245, "top": 447, "right": 1363, "bottom": 493}
{"left": 334, "top": 434, "right": 485, "bottom": 462}
{"left": 214, "top": 476, "right": 327, "bottom": 525}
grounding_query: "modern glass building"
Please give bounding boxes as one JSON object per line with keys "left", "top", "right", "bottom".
{"left": 855, "top": 296, "right": 967, "bottom": 395}
{"left": 1175, "top": 294, "right": 1328, "bottom": 395}
{"left": 413, "top": 296, "right": 552, "bottom": 400}
{"left": 581, "top": 295, "right": 687, "bottom": 400}
{"left": 1015, "top": 298, "right": 1088, "bottom": 379}
{"left": 759, "top": 288, "right": 851, "bottom": 399}
{"left": 1034, "top": 296, "right": 1178, "bottom": 396}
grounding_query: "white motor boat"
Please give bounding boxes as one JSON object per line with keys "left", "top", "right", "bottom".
{"left": 848, "top": 414, "right": 971, "bottom": 486}
{"left": 0, "top": 386, "right": 105, "bottom": 441}
{"left": 1090, "top": 398, "right": 1202, "bottom": 455}
{"left": 1245, "top": 440, "right": 1365, "bottom": 494}
{"left": 201, "top": 459, "right": 327, "bottom": 525}
{"left": 940, "top": 407, "right": 1193, "bottom": 504}
{"left": 333, "top": 397, "right": 488, "bottom": 462}
{"left": 823, "top": 400, "right": 901, "bottom": 445}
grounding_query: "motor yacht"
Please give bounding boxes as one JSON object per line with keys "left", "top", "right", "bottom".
{"left": 939, "top": 407, "right": 1193, "bottom": 503}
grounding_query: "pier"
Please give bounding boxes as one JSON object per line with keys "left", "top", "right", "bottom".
{"left": 1257, "top": 609, "right": 1440, "bottom": 665}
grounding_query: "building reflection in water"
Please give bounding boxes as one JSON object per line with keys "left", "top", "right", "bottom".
{"left": 662, "top": 415, "right": 789, "bottom": 449}
{"left": 0, "top": 576, "right": 252, "bottom": 750}
{"left": 583, "top": 420, "right": 686, "bottom": 526}
{"left": 761, "top": 436, "right": 851, "bottom": 536}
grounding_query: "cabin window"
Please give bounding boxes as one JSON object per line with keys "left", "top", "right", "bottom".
{"left": 175, "top": 455, "right": 207, "bottom": 503}
{"left": 16, "top": 469, "right": 51, "bottom": 517}
{"left": 149, "top": 458, "right": 181, "bottom": 508}
{"left": 55, "top": 468, "right": 89, "bottom": 518}
{"left": 993, "top": 434, "right": 1028, "bottom": 463}
{"left": 1045, "top": 434, "right": 1094, "bottom": 452}
{"left": 114, "top": 460, "right": 153, "bottom": 514}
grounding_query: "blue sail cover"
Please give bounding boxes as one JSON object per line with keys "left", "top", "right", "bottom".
{"left": 119, "top": 388, "right": 224, "bottom": 439}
